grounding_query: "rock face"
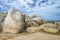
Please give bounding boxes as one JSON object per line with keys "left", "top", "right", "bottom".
{"left": 39, "top": 23, "right": 60, "bottom": 33}
{"left": 24, "top": 13, "right": 43, "bottom": 27}
{"left": 0, "top": 13, "right": 7, "bottom": 33}
{"left": 0, "top": 12, "right": 7, "bottom": 23}
{"left": 24, "top": 14, "right": 32, "bottom": 27}
{"left": 24, "top": 13, "right": 43, "bottom": 33}
{"left": 0, "top": 24, "right": 2, "bottom": 33}
{"left": 2, "top": 9, "right": 25, "bottom": 33}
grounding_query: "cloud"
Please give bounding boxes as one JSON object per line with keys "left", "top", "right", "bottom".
{"left": 0, "top": 0, "right": 60, "bottom": 21}
{"left": 0, "top": 0, "right": 56, "bottom": 12}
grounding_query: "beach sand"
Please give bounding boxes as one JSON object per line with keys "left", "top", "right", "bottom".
{"left": 0, "top": 32, "right": 60, "bottom": 40}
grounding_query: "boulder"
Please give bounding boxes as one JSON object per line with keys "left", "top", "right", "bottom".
{"left": 26, "top": 27, "right": 41, "bottom": 33}
{"left": 40, "top": 23, "right": 60, "bottom": 33}
{"left": 24, "top": 13, "right": 43, "bottom": 27}
{"left": 2, "top": 9, "right": 25, "bottom": 33}
{"left": 32, "top": 13, "right": 43, "bottom": 26}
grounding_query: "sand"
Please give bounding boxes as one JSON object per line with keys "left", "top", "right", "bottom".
{"left": 0, "top": 32, "right": 60, "bottom": 40}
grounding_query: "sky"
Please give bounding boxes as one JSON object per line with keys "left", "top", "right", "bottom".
{"left": 0, "top": 0, "right": 60, "bottom": 21}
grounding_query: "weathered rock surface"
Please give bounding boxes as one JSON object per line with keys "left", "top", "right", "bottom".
{"left": 0, "top": 25, "right": 3, "bottom": 33}
{"left": 2, "top": 9, "right": 25, "bottom": 33}
{"left": 39, "top": 23, "right": 60, "bottom": 33}
{"left": 24, "top": 13, "right": 43, "bottom": 27}
{"left": 24, "top": 14, "right": 32, "bottom": 27}
{"left": 0, "top": 12, "right": 7, "bottom": 23}
{"left": 0, "top": 13, "right": 7, "bottom": 33}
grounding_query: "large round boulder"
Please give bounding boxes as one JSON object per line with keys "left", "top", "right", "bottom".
{"left": 2, "top": 9, "right": 25, "bottom": 33}
{"left": 32, "top": 13, "right": 43, "bottom": 26}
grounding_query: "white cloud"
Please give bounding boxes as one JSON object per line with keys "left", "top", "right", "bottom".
{"left": 25, "top": 0, "right": 34, "bottom": 4}
{"left": 0, "top": 0, "right": 60, "bottom": 21}
{"left": 16, "top": 0, "right": 27, "bottom": 6}
{"left": 0, "top": 5, "right": 3, "bottom": 8}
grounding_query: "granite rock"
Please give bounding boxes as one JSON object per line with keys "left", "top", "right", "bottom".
{"left": 2, "top": 9, "right": 25, "bottom": 33}
{"left": 26, "top": 26, "right": 41, "bottom": 33}
{"left": 40, "top": 23, "right": 60, "bottom": 33}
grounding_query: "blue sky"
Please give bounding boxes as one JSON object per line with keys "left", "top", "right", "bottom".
{"left": 0, "top": 0, "right": 60, "bottom": 21}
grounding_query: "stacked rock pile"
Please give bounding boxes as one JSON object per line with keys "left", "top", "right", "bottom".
{"left": 0, "top": 9, "right": 60, "bottom": 34}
